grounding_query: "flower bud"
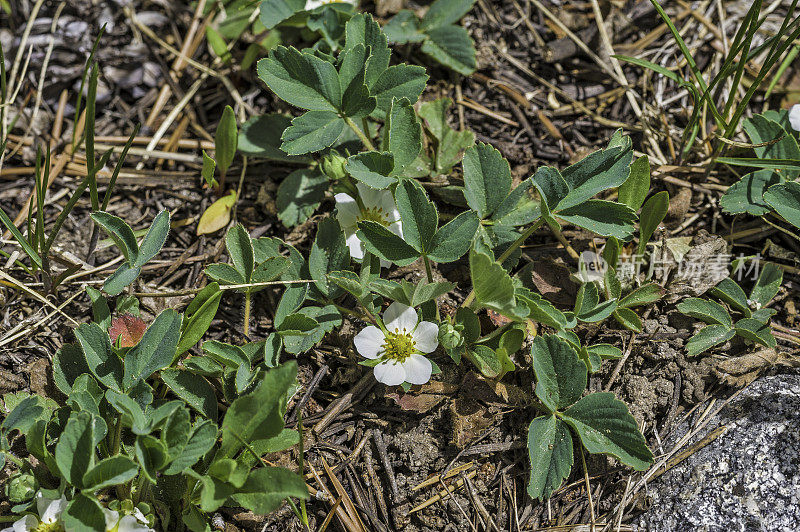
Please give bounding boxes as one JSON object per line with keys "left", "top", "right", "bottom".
{"left": 321, "top": 151, "right": 348, "bottom": 181}
{"left": 438, "top": 321, "right": 464, "bottom": 350}
{"left": 6, "top": 473, "right": 36, "bottom": 503}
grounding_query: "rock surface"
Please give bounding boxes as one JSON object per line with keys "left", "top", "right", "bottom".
{"left": 638, "top": 374, "right": 800, "bottom": 532}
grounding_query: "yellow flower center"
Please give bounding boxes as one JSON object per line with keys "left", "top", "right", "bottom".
{"left": 358, "top": 207, "right": 390, "bottom": 227}
{"left": 35, "top": 522, "right": 64, "bottom": 532}
{"left": 382, "top": 332, "right": 416, "bottom": 363}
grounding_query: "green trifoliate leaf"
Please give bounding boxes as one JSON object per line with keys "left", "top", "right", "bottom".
{"left": 281, "top": 111, "right": 345, "bottom": 155}
{"left": 371, "top": 64, "right": 429, "bottom": 113}
{"left": 136, "top": 434, "right": 169, "bottom": 482}
{"left": 686, "top": 324, "right": 735, "bottom": 356}
{"left": 339, "top": 43, "right": 369, "bottom": 91}
{"left": 345, "top": 151, "right": 395, "bottom": 189}
{"left": 74, "top": 322, "right": 123, "bottom": 393}
{"left": 357, "top": 220, "right": 419, "bottom": 266}
{"left": 341, "top": 71, "right": 376, "bottom": 118}
{"left": 427, "top": 211, "right": 479, "bottom": 263}
{"left": 743, "top": 114, "right": 800, "bottom": 179}
{"left": 556, "top": 200, "right": 637, "bottom": 240}
{"left": 251, "top": 256, "right": 291, "bottom": 286}
{"left": 63, "top": 493, "right": 106, "bottom": 532}
{"left": 531, "top": 334, "right": 587, "bottom": 413}
{"left": 309, "top": 217, "right": 350, "bottom": 298}
{"left": 385, "top": 98, "right": 422, "bottom": 172}
{"left": 618, "top": 155, "right": 651, "bottom": 211}
{"left": 205, "top": 263, "right": 246, "bottom": 285}
{"left": 463, "top": 143, "right": 512, "bottom": 219}
{"left": 283, "top": 305, "right": 341, "bottom": 354}
{"left": 161, "top": 369, "right": 218, "bottom": 422}
{"left": 637, "top": 190, "right": 669, "bottom": 255}
{"left": 226, "top": 223, "right": 255, "bottom": 282}
{"left": 238, "top": 113, "right": 312, "bottom": 162}
{"left": 164, "top": 420, "right": 218, "bottom": 475}
{"left": 201, "top": 150, "right": 217, "bottom": 187}
{"left": 709, "top": 277, "right": 751, "bottom": 316}
{"left": 420, "top": 0, "right": 476, "bottom": 30}
{"left": 421, "top": 25, "right": 476, "bottom": 75}
{"left": 618, "top": 283, "right": 662, "bottom": 308}
{"left": 91, "top": 211, "right": 138, "bottom": 264}
{"left": 557, "top": 131, "right": 634, "bottom": 211}
{"left": 55, "top": 411, "right": 96, "bottom": 488}
{"left": 562, "top": 392, "right": 654, "bottom": 470}
{"left": 257, "top": 46, "right": 342, "bottom": 112}
{"left": 82, "top": 455, "right": 138, "bottom": 491}
{"left": 344, "top": 13, "right": 390, "bottom": 88}
{"left": 491, "top": 179, "right": 540, "bottom": 226}
{"left": 123, "top": 309, "right": 181, "bottom": 390}
{"left": 276, "top": 168, "right": 328, "bottom": 228}
{"left": 384, "top": 10, "right": 425, "bottom": 43}
{"left": 103, "top": 263, "right": 142, "bottom": 297}
{"left": 178, "top": 283, "right": 223, "bottom": 356}
{"left": 734, "top": 318, "right": 776, "bottom": 348}
{"left": 517, "top": 288, "right": 571, "bottom": 330}
{"left": 764, "top": 181, "right": 800, "bottom": 230}
{"left": 418, "top": 97, "right": 475, "bottom": 174}
{"left": 215, "top": 105, "right": 238, "bottom": 178}
{"left": 720, "top": 170, "right": 782, "bottom": 216}
{"left": 135, "top": 209, "right": 170, "bottom": 268}
{"left": 221, "top": 362, "right": 296, "bottom": 457}
{"left": 677, "top": 298, "right": 733, "bottom": 327}
{"left": 259, "top": 0, "right": 305, "bottom": 29}
{"left": 232, "top": 467, "right": 309, "bottom": 515}
{"left": 532, "top": 166, "right": 569, "bottom": 212}
{"left": 395, "top": 179, "right": 438, "bottom": 253}
{"left": 526, "top": 414, "right": 573, "bottom": 500}
{"left": 750, "top": 263, "right": 782, "bottom": 308}
{"left": 469, "top": 250, "right": 516, "bottom": 314}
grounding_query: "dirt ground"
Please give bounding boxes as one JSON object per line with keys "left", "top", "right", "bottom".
{"left": 2, "top": 0, "right": 800, "bottom": 530}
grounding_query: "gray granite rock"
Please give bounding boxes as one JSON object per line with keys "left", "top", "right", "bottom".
{"left": 638, "top": 374, "right": 800, "bottom": 532}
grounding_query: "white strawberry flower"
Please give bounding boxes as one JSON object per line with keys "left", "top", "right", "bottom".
{"left": 335, "top": 183, "right": 402, "bottom": 261}
{"left": 789, "top": 104, "right": 800, "bottom": 132}
{"left": 305, "top": 0, "right": 357, "bottom": 11}
{"left": 2, "top": 493, "right": 67, "bottom": 532}
{"left": 354, "top": 302, "right": 438, "bottom": 386}
{"left": 103, "top": 508, "right": 154, "bottom": 532}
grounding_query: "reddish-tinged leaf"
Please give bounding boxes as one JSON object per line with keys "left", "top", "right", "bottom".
{"left": 109, "top": 315, "right": 147, "bottom": 348}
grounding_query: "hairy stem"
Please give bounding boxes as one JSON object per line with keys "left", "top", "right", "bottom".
{"left": 243, "top": 291, "right": 251, "bottom": 336}
{"left": 344, "top": 116, "right": 376, "bottom": 151}
{"left": 462, "top": 218, "right": 545, "bottom": 307}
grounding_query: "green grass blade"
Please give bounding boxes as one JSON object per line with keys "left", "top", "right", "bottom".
{"left": 101, "top": 123, "right": 140, "bottom": 211}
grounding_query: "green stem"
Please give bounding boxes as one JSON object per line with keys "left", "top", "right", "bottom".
{"left": 111, "top": 416, "right": 123, "bottom": 456}
{"left": 344, "top": 116, "right": 376, "bottom": 151}
{"left": 243, "top": 291, "right": 252, "bottom": 336}
{"left": 0, "top": 450, "right": 24, "bottom": 468}
{"left": 423, "top": 255, "right": 441, "bottom": 321}
{"left": 549, "top": 223, "right": 580, "bottom": 260}
{"left": 462, "top": 218, "right": 545, "bottom": 308}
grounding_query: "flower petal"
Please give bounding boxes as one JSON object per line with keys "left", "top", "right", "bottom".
{"left": 116, "top": 515, "right": 154, "bottom": 532}
{"left": 402, "top": 354, "right": 432, "bottom": 385}
{"left": 11, "top": 515, "right": 38, "bottom": 532}
{"left": 103, "top": 509, "right": 121, "bottom": 530}
{"left": 412, "top": 321, "right": 439, "bottom": 353}
{"left": 38, "top": 494, "right": 67, "bottom": 524}
{"left": 335, "top": 194, "right": 360, "bottom": 231}
{"left": 345, "top": 231, "right": 365, "bottom": 260}
{"left": 373, "top": 360, "right": 406, "bottom": 386}
{"left": 384, "top": 302, "right": 417, "bottom": 333}
{"left": 790, "top": 104, "right": 800, "bottom": 132}
{"left": 354, "top": 326, "right": 385, "bottom": 359}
